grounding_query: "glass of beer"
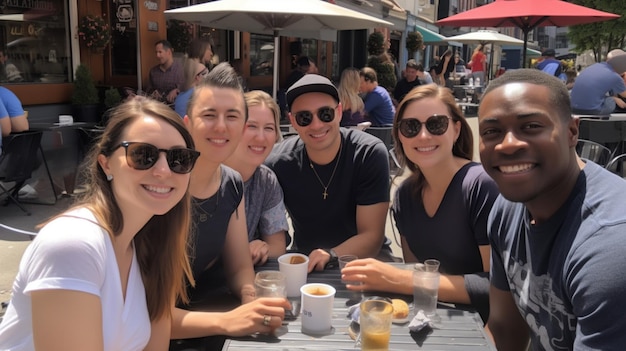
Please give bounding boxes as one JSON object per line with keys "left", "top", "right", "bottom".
{"left": 359, "top": 297, "right": 393, "bottom": 350}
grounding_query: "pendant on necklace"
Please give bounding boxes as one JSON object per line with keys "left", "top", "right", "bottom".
{"left": 199, "top": 213, "right": 208, "bottom": 222}
{"left": 322, "top": 189, "right": 328, "bottom": 200}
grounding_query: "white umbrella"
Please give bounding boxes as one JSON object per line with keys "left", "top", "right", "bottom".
{"left": 446, "top": 30, "right": 524, "bottom": 80}
{"left": 165, "top": 0, "right": 392, "bottom": 99}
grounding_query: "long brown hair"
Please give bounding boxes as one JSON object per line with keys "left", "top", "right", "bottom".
{"left": 64, "top": 96, "right": 195, "bottom": 321}
{"left": 392, "top": 84, "right": 473, "bottom": 192}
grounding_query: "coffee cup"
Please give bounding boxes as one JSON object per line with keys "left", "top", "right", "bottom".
{"left": 300, "top": 283, "right": 335, "bottom": 335}
{"left": 58, "top": 115, "right": 73, "bottom": 125}
{"left": 278, "top": 253, "right": 309, "bottom": 297}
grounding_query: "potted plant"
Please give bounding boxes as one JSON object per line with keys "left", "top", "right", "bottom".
{"left": 406, "top": 31, "right": 423, "bottom": 59}
{"left": 77, "top": 14, "right": 112, "bottom": 54}
{"left": 72, "top": 64, "right": 100, "bottom": 123}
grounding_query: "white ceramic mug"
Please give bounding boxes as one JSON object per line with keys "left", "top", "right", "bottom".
{"left": 300, "top": 283, "right": 335, "bottom": 335}
{"left": 58, "top": 115, "right": 73, "bottom": 125}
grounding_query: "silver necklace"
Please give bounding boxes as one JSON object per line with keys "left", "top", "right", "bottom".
{"left": 308, "top": 141, "right": 342, "bottom": 200}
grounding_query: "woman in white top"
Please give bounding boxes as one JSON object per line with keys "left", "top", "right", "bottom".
{"left": 0, "top": 96, "right": 200, "bottom": 350}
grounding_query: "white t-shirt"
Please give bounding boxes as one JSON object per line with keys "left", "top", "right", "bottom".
{"left": 0, "top": 208, "right": 150, "bottom": 350}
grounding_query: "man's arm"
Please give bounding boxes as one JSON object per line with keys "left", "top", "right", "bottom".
{"left": 488, "top": 285, "right": 530, "bottom": 350}
{"left": 10, "top": 114, "right": 28, "bottom": 133}
{"left": 0, "top": 116, "right": 10, "bottom": 136}
{"left": 308, "top": 202, "right": 388, "bottom": 271}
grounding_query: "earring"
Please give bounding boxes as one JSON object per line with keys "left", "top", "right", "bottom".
{"left": 106, "top": 174, "right": 113, "bottom": 181}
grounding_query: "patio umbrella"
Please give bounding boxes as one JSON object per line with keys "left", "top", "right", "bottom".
{"left": 436, "top": 0, "right": 620, "bottom": 67}
{"left": 165, "top": 0, "right": 392, "bottom": 99}
{"left": 446, "top": 30, "right": 524, "bottom": 80}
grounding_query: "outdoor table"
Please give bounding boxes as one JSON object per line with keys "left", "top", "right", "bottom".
{"left": 28, "top": 122, "right": 102, "bottom": 198}
{"left": 220, "top": 260, "right": 495, "bottom": 351}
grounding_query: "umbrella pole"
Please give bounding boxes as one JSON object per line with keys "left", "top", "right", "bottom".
{"left": 272, "top": 32, "right": 280, "bottom": 100}
{"left": 522, "top": 30, "right": 529, "bottom": 69}
{"left": 488, "top": 42, "right": 494, "bottom": 81}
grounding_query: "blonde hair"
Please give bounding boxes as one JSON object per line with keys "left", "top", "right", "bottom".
{"left": 338, "top": 67, "right": 364, "bottom": 113}
{"left": 182, "top": 57, "right": 204, "bottom": 92}
{"left": 244, "top": 90, "right": 282, "bottom": 142}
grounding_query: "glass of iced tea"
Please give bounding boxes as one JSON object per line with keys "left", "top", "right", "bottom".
{"left": 359, "top": 297, "right": 393, "bottom": 351}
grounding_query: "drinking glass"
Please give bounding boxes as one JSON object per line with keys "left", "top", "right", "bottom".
{"left": 254, "top": 270, "right": 286, "bottom": 298}
{"left": 359, "top": 297, "right": 393, "bottom": 351}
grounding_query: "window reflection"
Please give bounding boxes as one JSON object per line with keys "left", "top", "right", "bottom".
{"left": 250, "top": 34, "right": 273, "bottom": 77}
{"left": 0, "top": 0, "right": 70, "bottom": 84}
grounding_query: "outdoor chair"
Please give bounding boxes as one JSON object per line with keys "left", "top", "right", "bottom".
{"left": 576, "top": 139, "right": 612, "bottom": 167}
{"left": 0, "top": 131, "right": 45, "bottom": 215}
{"left": 606, "top": 153, "right": 626, "bottom": 179}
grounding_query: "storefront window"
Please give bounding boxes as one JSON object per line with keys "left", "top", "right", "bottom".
{"left": 250, "top": 33, "right": 273, "bottom": 77}
{"left": 0, "top": 0, "right": 70, "bottom": 83}
{"left": 110, "top": 0, "right": 137, "bottom": 76}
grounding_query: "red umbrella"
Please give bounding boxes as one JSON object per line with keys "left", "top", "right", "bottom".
{"left": 437, "top": 0, "right": 620, "bottom": 67}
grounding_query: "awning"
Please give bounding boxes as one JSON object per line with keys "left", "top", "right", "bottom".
{"left": 415, "top": 25, "right": 461, "bottom": 47}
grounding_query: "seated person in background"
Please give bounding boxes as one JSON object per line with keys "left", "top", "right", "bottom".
{"left": 338, "top": 67, "right": 366, "bottom": 127}
{"left": 342, "top": 85, "right": 498, "bottom": 324}
{"left": 393, "top": 59, "right": 422, "bottom": 103}
{"left": 265, "top": 74, "right": 393, "bottom": 272}
{"left": 416, "top": 62, "right": 433, "bottom": 85}
{"left": 536, "top": 48, "right": 563, "bottom": 79}
{"left": 359, "top": 67, "right": 395, "bottom": 126}
{"left": 0, "top": 86, "right": 28, "bottom": 139}
{"left": 0, "top": 49, "right": 23, "bottom": 83}
{"left": 146, "top": 40, "right": 184, "bottom": 104}
{"left": 174, "top": 58, "right": 208, "bottom": 118}
{"left": 284, "top": 56, "right": 312, "bottom": 90}
{"left": 224, "top": 90, "right": 288, "bottom": 265}
{"left": 172, "top": 63, "right": 291, "bottom": 343}
{"left": 479, "top": 68, "right": 626, "bottom": 350}
{"left": 187, "top": 38, "right": 214, "bottom": 69}
{"left": 570, "top": 49, "right": 626, "bottom": 115}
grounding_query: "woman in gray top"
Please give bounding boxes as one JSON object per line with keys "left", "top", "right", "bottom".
{"left": 225, "top": 90, "right": 288, "bottom": 265}
{"left": 341, "top": 84, "right": 498, "bottom": 324}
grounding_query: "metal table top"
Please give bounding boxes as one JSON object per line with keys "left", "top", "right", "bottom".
{"left": 222, "top": 260, "right": 495, "bottom": 351}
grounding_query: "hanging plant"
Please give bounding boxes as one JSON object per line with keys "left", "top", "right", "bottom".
{"left": 406, "top": 31, "right": 423, "bottom": 58}
{"left": 77, "top": 14, "right": 112, "bottom": 51}
{"left": 167, "top": 19, "right": 194, "bottom": 53}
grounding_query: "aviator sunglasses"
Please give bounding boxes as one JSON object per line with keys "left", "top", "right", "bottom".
{"left": 398, "top": 115, "right": 451, "bottom": 138}
{"left": 293, "top": 106, "right": 337, "bottom": 127}
{"left": 113, "top": 142, "right": 200, "bottom": 174}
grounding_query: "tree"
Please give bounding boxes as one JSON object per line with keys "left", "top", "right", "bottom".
{"left": 568, "top": 0, "right": 626, "bottom": 61}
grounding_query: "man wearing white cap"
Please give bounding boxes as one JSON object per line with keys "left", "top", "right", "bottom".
{"left": 265, "top": 74, "right": 393, "bottom": 272}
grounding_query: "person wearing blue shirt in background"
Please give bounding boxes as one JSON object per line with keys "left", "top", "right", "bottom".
{"left": 359, "top": 67, "right": 395, "bottom": 126}
{"left": 0, "top": 86, "right": 29, "bottom": 155}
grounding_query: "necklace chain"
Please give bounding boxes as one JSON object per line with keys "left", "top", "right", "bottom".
{"left": 308, "top": 141, "right": 342, "bottom": 200}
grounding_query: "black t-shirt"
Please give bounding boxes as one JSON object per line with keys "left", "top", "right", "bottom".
{"left": 265, "top": 128, "right": 390, "bottom": 254}
{"left": 393, "top": 77, "right": 422, "bottom": 102}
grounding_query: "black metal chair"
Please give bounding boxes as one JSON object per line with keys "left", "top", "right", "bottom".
{"left": 0, "top": 131, "right": 45, "bottom": 215}
{"left": 606, "top": 153, "right": 626, "bottom": 178}
{"left": 576, "top": 139, "right": 612, "bottom": 166}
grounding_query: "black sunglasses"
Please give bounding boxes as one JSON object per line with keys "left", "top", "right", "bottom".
{"left": 293, "top": 106, "right": 337, "bottom": 127}
{"left": 398, "top": 115, "right": 451, "bottom": 138}
{"left": 113, "top": 142, "right": 200, "bottom": 174}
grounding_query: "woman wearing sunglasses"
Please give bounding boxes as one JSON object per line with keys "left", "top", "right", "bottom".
{"left": 341, "top": 84, "right": 499, "bottom": 324}
{"left": 0, "top": 96, "right": 200, "bottom": 350}
{"left": 224, "top": 90, "right": 288, "bottom": 265}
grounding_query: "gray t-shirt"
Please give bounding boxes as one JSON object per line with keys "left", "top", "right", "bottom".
{"left": 489, "top": 161, "right": 626, "bottom": 350}
{"left": 244, "top": 164, "right": 289, "bottom": 241}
